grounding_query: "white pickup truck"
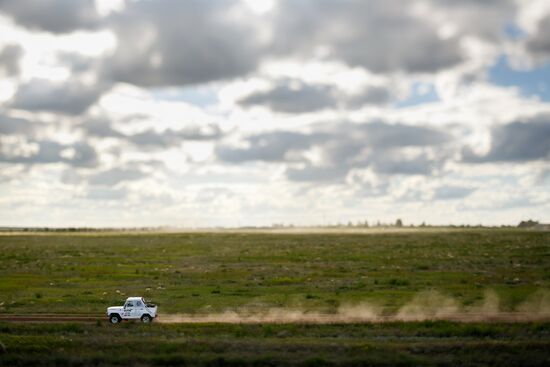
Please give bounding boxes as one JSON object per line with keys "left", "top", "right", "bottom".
{"left": 107, "top": 297, "right": 157, "bottom": 324}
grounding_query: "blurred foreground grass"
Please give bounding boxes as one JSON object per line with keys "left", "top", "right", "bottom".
{"left": 1, "top": 321, "right": 549, "bottom": 366}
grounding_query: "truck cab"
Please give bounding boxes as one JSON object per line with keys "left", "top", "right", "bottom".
{"left": 107, "top": 297, "right": 157, "bottom": 324}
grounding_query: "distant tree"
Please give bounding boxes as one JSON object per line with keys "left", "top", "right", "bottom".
{"left": 518, "top": 220, "right": 539, "bottom": 228}
{"left": 395, "top": 219, "right": 403, "bottom": 227}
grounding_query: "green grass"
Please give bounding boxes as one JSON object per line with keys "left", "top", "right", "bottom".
{"left": 0, "top": 229, "right": 549, "bottom": 365}
{"left": 0, "top": 229, "right": 548, "bottom": 314}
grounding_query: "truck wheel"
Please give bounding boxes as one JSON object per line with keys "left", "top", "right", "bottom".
{"left": 141, "top": 314, "right": 152, "bottom": 323}
{"left": 109, "top": 314, "right": 122, "bottom": 324}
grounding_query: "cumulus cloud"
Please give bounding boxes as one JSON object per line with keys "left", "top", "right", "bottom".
{"left": 80, "top": 117, "right": 123, "bottom": 139}
{"left": 88, "top": 166, "right": 147, "bottom": 186}
{"left": 346, "top": 86, "right": 393, "bottom": 108}
{"left": 0, "top": 140, "right": 98, "bottom": 168}
{"left": 216, "top": 131, "right": 324, "bottom": 163}
{"left": 103, "top": 0, "right": 262, "bottom": 87}
{"left": 286, "top": 165, "right": 350, "bottom": 182}
{"left": 0, "top": 44, "right": 22, "bottom": 76}
{"left": 463, "top": 116, "right": 550, "bottom": 162}
{"left": 270, "top": 0, "right": 464, "bottom": 73}
{"left": 0, "top": 111, "right": 98, "bottom": 168}
{"left": 85, "top": 187, "right": 127, "bottom": 201}
{"left": 10, "top": 79, "right": 107, "bottom": 115}
{"left": 238, "top": 81, "right": 337, "bottom": 113}
{"left": 0, "top": 0, "right": 548, "bottom": 226}
{"left": 57, "top": 52, "right": 101, "bottom": 74}
{"left": 217, "top": 121, "right": 451, "bottom": 181}
{"left": 427, "top": 0, "right": 517, "bottom": 40}
{"left": 0, "top": 113, "right": 35, "bottom": 135}
{"left": 526, "top": 15, "right": 550, "bottom": 58}
{"left": 433, "top": 185, "right": 475, "bottom": 200}
{"left": 237, "top": 79, "right": 393, "bottom": 113}
{"left": 369, "top": 153, "right": 442, "bottom": 176}
{"left": 0, "top": 0, "right": 101, "bottom": 33}
{"left": 126, "top": 126, "right": 222, "bottom": 149}
{"left": 81, "top": 118, "right": 224, "bottom": 149}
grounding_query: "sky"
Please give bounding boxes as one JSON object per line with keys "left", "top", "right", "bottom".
{"left": 0, "top": 0, "right": 549, "bottom": 228}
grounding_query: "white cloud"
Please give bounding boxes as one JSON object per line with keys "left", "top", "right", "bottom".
{"left": 0, "top": 0, "right": 548, "bottom": 227}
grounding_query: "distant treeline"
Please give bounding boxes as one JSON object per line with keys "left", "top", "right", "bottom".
{"left": 0, "top": 219, "right": 547, "bottom": 232}
{"left": 0, "top": 227, "right": 166, "bottom": 232}
{"left": 271, "top": 218, "right": 546, "bottom": 229}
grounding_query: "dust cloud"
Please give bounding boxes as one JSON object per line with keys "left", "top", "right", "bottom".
{"left": 158, "top": 289, "right": 550, "bottom": 324}
{"left": 516, "top": 289, "right": 550, "bottom": 317}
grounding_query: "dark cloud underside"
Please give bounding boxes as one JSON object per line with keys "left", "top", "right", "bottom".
{"left": 0, "top": 0, "right": 100, "bottom": 33}
{"left": 0, "top": 140, "right": 98, "bottom": 168}
{"left": 239, "top": 82, "right": 337, "bottom": 113}
{"left": 0, "top": 44, "right": 22, "bottom": 76}
{"left": 10, "top": 79, "right": 107, "bottom": 115}
{"left": 527, "top": 15, "right": 550, "bottom": 57}
{"left": 271, "top": 0, "right": 464, "bottom": 73}
{"left": 463, "top": 117, "right": 550, "bottom": 162}
{"left": 104, "top": 0, "right": 262, "bottom": 87}
{"left": 217, "top": 121, "right": 451, "bottom": 180}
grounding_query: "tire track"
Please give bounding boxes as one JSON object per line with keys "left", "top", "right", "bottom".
{"left": 0, "top": 314, "right": 104, "bottom": 322}
{"left": 1, "top": 312, "right": 548, "bottom": 323}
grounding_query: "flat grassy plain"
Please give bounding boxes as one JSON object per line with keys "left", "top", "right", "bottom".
{"left": 0, "top": 228, "right": 549, "bottom": 365}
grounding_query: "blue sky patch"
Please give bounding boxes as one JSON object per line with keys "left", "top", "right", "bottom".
{"left": 503, "top": 23, "right": 526, "bottom": 40}
{"left": 395, "top": 82, "right": 440, "bottom": 108}
{"left": 489, "top": 56, "right": 550, "bottom": 101}
{"left": 151, "top": 86, "right": 219, "bottom": 107}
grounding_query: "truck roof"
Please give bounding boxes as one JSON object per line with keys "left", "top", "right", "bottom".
{"left": 126, "top": 297, "right": 144, "bottom": 301}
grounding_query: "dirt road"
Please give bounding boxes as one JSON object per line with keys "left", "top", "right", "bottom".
{"left": 1, "top": 312, "right": 548, "bottom": 323}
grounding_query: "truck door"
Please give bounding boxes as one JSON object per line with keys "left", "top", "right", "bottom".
{"left": 123, "top": 300, "right": 135, "bottom": 318}
{"left": 136, "top": 299, "right": 145, "bottom": 317}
